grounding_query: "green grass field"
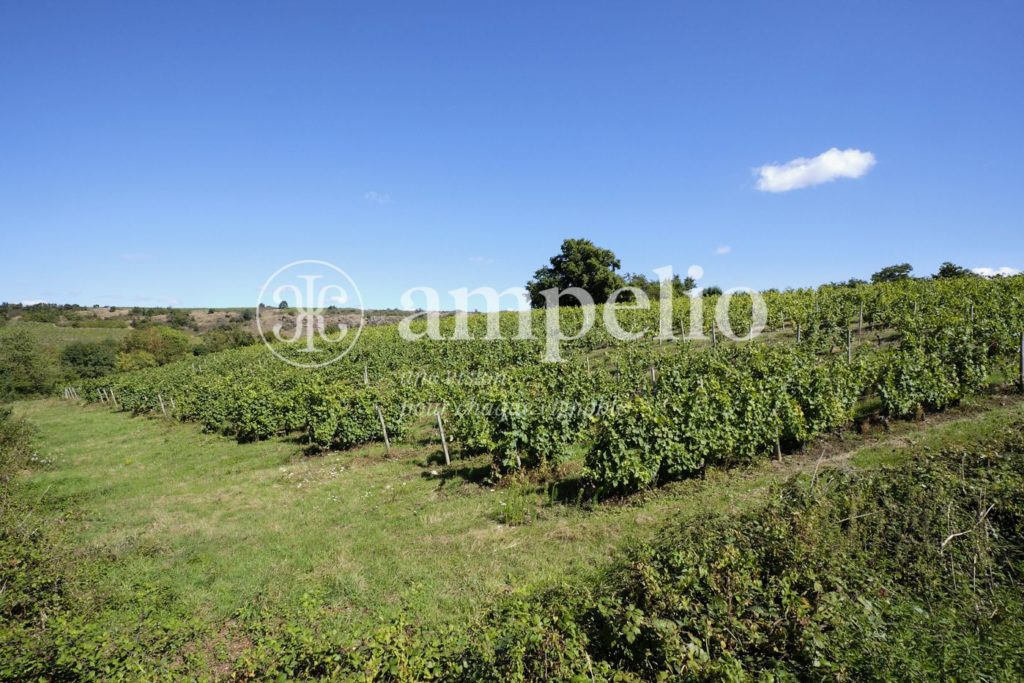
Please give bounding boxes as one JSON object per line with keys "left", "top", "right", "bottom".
{"left": 0, "top": 320, "right": 131, "bottom": 352}
{"left": 11, "top": 391, "right": 1024, "bottom": 646}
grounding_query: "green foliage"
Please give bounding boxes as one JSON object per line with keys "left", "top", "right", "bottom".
{"left": 456, "top": 434, "right": 1024, "bottom": 681}
{"left": 195, "top": 324, "right": 254, "bottom": 355}
{"left": 871, "top": 262, "right": 914, "bottom": 283}
{"left": 586, "top": 397, "right": 669, "bottom": 493}
{"left": 623, "top": 272, "right": 695, "bottom": 300}
{"left": 0, "top": 329, "right": 58, "bottom": 398}
{"left": 526, "top": 238, "right": 626, "bottom": 307}
{"left": 0, "top": 406, "right": 35, "bottom": 483}
{"left": 934, "top": 261, "right": 977, "bottom": 279}
{"left": 60, "top": 340, "right": 118, "bottom": 379}
{"left": 585, "top": 347, "right": 859, "bottom": 495}
{"left": 116, "top": 349, "right": 158, "bottom": 372}
{"left": 122, "top": 325, "right": 192, "bottom": 365}
{"left": 166, "top": 308, "right": 198, "bottom": 330}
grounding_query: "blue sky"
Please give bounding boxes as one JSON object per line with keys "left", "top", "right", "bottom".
{"left": 2, "top": 0, "right": 1022, "bottom": 309}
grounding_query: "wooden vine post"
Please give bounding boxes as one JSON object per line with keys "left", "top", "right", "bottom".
{"left": 1019, "top": 331, "right": 1024, "bottom": 393}
{"left": 858, "top": 302, "right": 864, "bottom": 334}
{"left": 847, "top": 328, "right": 853, "bottom": 363}
{"left": 375, "top": 404, "right": 391, "bottom": 453}
{"left": 435, "top": 412, "right": 450, "bottom": 466}
{"left": 158, "top": 393, "right": 168, "bottom": 417}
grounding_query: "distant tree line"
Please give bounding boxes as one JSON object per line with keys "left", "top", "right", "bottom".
{"left": 0, "top": 321, "right": 257, "bottom": 399}
{"left": 522, "top": 239, "right": 988, "bottom": 306}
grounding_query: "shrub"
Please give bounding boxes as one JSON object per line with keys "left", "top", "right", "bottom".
{"left": 0, "top": 329, "right": 57, "bottom": 398}
{"left": 60, "top": 341, "right": 118, "bottom": 379}
{"left": 122, "top": 326, "right": 192, "bottom": 365}
{"left": 116, "top": 350, "right": 158, "bottom": 372}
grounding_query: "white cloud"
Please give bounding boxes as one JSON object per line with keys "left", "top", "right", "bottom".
{"left": 756, "top": 147, "right": 876, "bottom": 192}
{"left": 20, "top": 299, "right": 45, "bottom": 305}
{"left": 364, "top": 191, "right": 391, "bottom": 205}
{"left": 714, "top": 245, "right": 732, "bottom": 255}
{"left": 972, "top": 266, "right": 1020, "bottom": 278}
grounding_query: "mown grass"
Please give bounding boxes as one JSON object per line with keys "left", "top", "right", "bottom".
{"left": 9, "top": 393, "right": 1024, "bottom": 654}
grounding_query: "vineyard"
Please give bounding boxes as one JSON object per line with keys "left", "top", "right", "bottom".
{"left": 71, "top": 276, "right": 1024, "bottom": 496}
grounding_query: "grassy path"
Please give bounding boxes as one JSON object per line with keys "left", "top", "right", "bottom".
{"left": 12, "top": 393, "right": 1024, "bottom": 635}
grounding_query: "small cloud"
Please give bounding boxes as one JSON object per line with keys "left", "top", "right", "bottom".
{"left": 972, "top": 266, "right": 1020, "bottom": 278}
{"left": 120, "top": 252, "right": 152, "bottom": 262}
{"left": 714, "top": 246, "right": 732, "bottom": 255}
{"left": 756, "top": 147, "right": 876, "bottom": 192}
{"left": 364, "top": 191, "right": 391, "bottom": 205}
{"left": 468, "top": 255, "right": 494, "bottom": 265}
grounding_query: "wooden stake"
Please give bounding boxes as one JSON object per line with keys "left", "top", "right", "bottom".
{"left": 363, "top": 365, "right": 369, "bottom": 386}
{"left": 774, "top": 434, "right": 782, "bottom": 462}
{"left": 1019, "top": 331, "right": 1024, "bottom": 393}
{"left": 711, "top": 324, "right": 717, "bottom": 346}
{"left": 796, "top": 322, "right": 801, "bottom": 344}
{"left": 970, "top": 303, "right": 975, "bottom": 324}
{"left": 158, "top": 393, "right": 167, "bottom": 417}
{"left": 375, "top": 404, "right": 391, "bottom": 453}
{"left": 109, "top": 388, "right": 118, "bottom": 409}
{"left": 650, "top": 366, "right": 657, "bottom": 395}
{"left": 847, "top": 328, "right": 853, "bottom": 363}
{"left": 435, "top": 412, "right": 450, "bottom": 466}
{"left": 858, "top": 303, "right": 864, "bottom": 334}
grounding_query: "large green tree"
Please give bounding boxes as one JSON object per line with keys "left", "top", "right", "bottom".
{"left": 933, "top": 261, "right": 977, "bottom": 279}
{"left": 526, "top": 239, "right": 625, "bottom": 308}
{"left": 871, "top": 263, "right": 914, "bottom": 283}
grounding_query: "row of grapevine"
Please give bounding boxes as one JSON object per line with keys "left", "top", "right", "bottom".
{"left": 72, "top": 276, "right": 1024, "bottom": 492}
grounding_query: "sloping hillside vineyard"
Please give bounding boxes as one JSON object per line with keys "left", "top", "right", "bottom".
{"left": 71, "top": 276, "right": 1024, "bottom": 495}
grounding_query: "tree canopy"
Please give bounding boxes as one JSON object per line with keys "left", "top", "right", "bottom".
{"left": 525, "top": 239, "right": 625, "bottom": 308}
{"left": 871, "top": 263, "right": 914, "bottom": 283}
{"left": 623, "top": 272, "right": 696, "bottom": 300}
{"left": 933, "top": 262, "right": 977, "bottom": 279}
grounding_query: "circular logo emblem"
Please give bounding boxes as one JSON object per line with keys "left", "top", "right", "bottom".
{"left": 256, "top": 260, "right": 364, "bottom": 368}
